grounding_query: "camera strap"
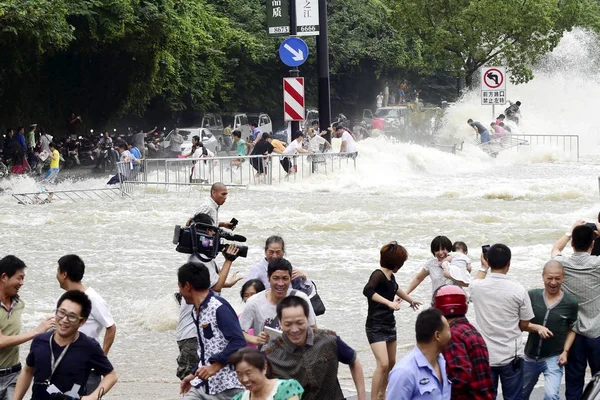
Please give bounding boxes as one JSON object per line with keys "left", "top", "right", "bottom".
{"left": 46, "top": 332, "right": 79, "bottom": 384}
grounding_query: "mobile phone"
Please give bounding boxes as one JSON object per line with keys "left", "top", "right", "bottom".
{"left": 481, "top": 245, "right": 491, "bottom": 260}
{"left": 230, "top": 218, "right": 238, "bottom": 227}
{"left": 263, "top": 326, "right": 282, "bottom": 338}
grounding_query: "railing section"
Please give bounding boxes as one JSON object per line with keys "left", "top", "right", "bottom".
{"left": 506, "top": 134, "right": 580, "bottom": 161}
{"left": 117, "top": 152, "right": 357, "bottom": 192}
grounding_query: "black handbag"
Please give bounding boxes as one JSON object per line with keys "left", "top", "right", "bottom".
{"left": 309, "top": 280, "right": 326, "bottom": 316}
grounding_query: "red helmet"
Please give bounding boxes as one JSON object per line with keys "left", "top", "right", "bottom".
{"left": 433, "top": 285, "right": 468, "bottom": 316}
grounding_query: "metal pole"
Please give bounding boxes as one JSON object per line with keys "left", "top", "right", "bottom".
{"left": 317, "top": 0, "right": 331, "bottom": 142}
{"left": 289, "top": 0, "right": 301, "bottom": 137}
{"left": 492, "top": 104, "right": 495, "bottom": 121}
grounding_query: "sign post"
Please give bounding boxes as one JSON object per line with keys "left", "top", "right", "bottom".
{"left": 283, "top": 78, "right": 305, "bottom": 122}
{"left": 481, "top": 66, "right": 507, "bottom": 119}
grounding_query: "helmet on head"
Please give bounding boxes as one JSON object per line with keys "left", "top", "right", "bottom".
{"left": 433, "top": 285, "right": 468, "bottom": 316}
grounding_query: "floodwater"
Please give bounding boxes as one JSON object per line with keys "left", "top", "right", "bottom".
{"left": 1, "top": 29, "right": 600, "bottom": 399}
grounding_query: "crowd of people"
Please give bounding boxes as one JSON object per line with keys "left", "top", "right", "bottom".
{"left": 468, "top": 101, "right": 521, "bottom": 144}
{"left": 3, "top": 182, "right": 599, "bottom": 400}
{"left": 172, "top": 183, "right": 600, "bottom": 400}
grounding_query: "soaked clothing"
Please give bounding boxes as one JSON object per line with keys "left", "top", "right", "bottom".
{"left": 264, "top": 328, "right": 356, "bottom": 400}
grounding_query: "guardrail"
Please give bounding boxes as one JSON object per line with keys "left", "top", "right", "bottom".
{"left": 117, "top": 151, "right": 357, "bottom": 192}
{"left": 506, "top": 134, "right": 580, "bottom": 161}
{"left": 12, "top": 187, "right": 130, "bottom": 205}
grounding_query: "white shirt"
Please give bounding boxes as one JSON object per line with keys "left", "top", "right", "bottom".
{"left": 470, "top": 273, "right": 534, "bottom": 366}
{"left": 341, "top": 131, "right": 357, "bottom": 153}
{"left": 40, "top": 134, "right": 52, "bottom": 153}
{"left": 283, "top": 140, "right": 303, "bottom": 155}
{"left": 78, "top": 287, "right": 115, "bottom": 342}
{"left": 239, "top": 288, "right": 317, "bottom": 337}
{"left": 177, "top": 302, "right": 196, "bottom": 341}
{"left": 170, "top": 133, "right": 184, "bottom": 152}
{"left": 308, "top": 135, "right": 326, "bottom": 153}
{"left": 195, "top": 197, "right": 219, "bottom": 226}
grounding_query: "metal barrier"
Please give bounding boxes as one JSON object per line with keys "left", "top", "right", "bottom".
{"left": 117, "top": 151, "right": 357, "bottom": 193}
{"left": 429, "top": 141, "right": 464, "bottom": 154}
{"left": 506, "top": 134, "right": 580, "bottom": 161}
{"left": 12, "top": 187, "right": 130, "bottom": 205}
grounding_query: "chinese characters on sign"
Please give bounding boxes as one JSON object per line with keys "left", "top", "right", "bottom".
{"left": 267, "top": 0, "right": 290, "bottom": 36}
{"left": 480, "top": 66, "right": 507, "bottom": 106}
{"left": 481, "top": 91, "right": 506, "bottom": 104}
{"left": 295, "top": 0, "right": 320, "bottom": 35}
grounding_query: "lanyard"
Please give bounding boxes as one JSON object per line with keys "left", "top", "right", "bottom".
{"left": 49, "top": 333, "right": 78, "bottom": 379}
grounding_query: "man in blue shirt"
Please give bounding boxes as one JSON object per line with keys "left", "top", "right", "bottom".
{"left": 250, "top": 122, "right": 263, "bottom": 144}
{"left": 13, "top": 290, "right": 117, "bottom": 400}
{"left": 128, "top": 142, "right": 142, "bottom": 170}
{"left": 387, "top": 308, "right": 452, "bottom": 399}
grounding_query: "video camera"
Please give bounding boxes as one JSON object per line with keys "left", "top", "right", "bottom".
{"left": 173, "top": 222, "right": 248, "bottom": 260}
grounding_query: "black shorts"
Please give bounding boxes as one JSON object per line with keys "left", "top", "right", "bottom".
{"left": 366, "top": 324, "right": 397, "bottom": 344}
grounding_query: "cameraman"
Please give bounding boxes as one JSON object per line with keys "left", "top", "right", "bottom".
{"left": 175, "top": 213, "right": 241, "bottom": 382}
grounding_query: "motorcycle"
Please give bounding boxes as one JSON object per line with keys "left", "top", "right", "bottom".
{"left": 77, "top": 137, "right": 96, "bottom": 166}
{"left": 60, "top": 140, "right": 80, "bottom": 169}
{"left": 93, "top": 143, "right": 118, "bottom": 172}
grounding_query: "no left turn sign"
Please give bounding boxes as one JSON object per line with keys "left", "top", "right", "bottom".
{"left": 482, "top": 67, "right": 506, "bottom": 90}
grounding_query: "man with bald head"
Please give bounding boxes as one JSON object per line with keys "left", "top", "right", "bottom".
{"left": 521, "top": 260, "right": 578, "bottom": 400}
{"left": 194, "top": 182, "right": 235, "bottom": 229}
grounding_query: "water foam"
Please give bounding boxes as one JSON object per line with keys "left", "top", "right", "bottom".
{"left": 439, "top": 28, "right": 600, "bottom": 156}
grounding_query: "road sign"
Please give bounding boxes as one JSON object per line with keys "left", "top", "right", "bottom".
{"left": 481, "top": 66, "right": 507, "bottom": 106}
{"left": 296, "top": 0, "right": 320, "bottom": 36}
{"left": 283, "top": 77, "right": 305, "bottom": 122}
{"left": 267, "top": 0, "right": 290, "bottom": 36}
{"left": 279, "top": 37, "right": 309, "bottom": 67}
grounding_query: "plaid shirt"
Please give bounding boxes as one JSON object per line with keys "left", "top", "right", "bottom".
{"left": 443, "top": 317, "right": 494, "bottom": 400}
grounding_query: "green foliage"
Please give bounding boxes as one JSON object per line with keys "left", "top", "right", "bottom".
{"left": 3, "top": 0, "right": 597, "bottom": 130}
{"left": 387, "top": 0, "right": 584, "bottom": 87}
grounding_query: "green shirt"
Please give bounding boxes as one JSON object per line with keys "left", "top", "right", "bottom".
{"left": 236, "top": 139, "right": 247, "bottom": 156}
{"left": 0, "top": 297, "right": 24, "bottom": 367}
{"left": 524, "top": 289, "right": 578, "bottom": 360}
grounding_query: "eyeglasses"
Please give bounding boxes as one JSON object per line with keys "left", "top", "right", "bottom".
{"left": 54, "top": 308, "right": 84, "bottom": 324}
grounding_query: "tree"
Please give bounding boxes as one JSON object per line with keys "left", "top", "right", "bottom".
{"left": 387, "top": 0, "right": 582, "bottom": 87}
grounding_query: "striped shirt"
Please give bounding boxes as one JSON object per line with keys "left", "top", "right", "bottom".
{"left": 554, "top": 252, "right": 600, "bottom": 338}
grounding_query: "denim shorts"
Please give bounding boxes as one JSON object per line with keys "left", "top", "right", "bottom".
{"left": 366, "top": 324, "right": 397, "bottom": 344}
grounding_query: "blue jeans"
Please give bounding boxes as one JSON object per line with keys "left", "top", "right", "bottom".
{"left": 481, "top": 130, "right": 491, "bottom": 143}
{"left": 565, "top": 333, "right": 600, "bottom": 400}
{"left": 522, "top": 355, "right": 562, "bottom": 400}
{"left": 492, "top": 359, "right": 523, "bottom": 400}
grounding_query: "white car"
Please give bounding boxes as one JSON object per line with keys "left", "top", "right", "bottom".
{"left": 162, "top": 127, "right": 220, "bottom": 155}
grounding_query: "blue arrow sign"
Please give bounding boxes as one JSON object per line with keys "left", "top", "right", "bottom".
{"left": 279, "top": 37, "right": 309, "bottom": 67}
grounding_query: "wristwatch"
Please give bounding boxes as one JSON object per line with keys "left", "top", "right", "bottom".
{"left": 565, "top": 232, "right": 572, "bottom": 239}
{"left": 478, "top": 267, "right": 488, "bottom": 273}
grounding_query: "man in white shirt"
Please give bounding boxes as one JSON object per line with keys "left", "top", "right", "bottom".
{"left": 55, "top": 254, "right": 116, "bottom": 395}
{"left": 281, "top": 132, "right": 312, "bottom": 175}
{"left": 306, "top": 129, "right": 331, "bottom": 153}
{"left": 470, "top": 244, "right": 534, "bottom": 400}
{"left": 193, "top": 182, "right": 235, "bottom": 230}
{"left": 334, "top": 126, "right": 358, "bottom": 154}
{"left": 170, "top": 128, "right": 184, "bottom": 156}
{"left": 239, "top": 258, "right": 317, "bottom": 347}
